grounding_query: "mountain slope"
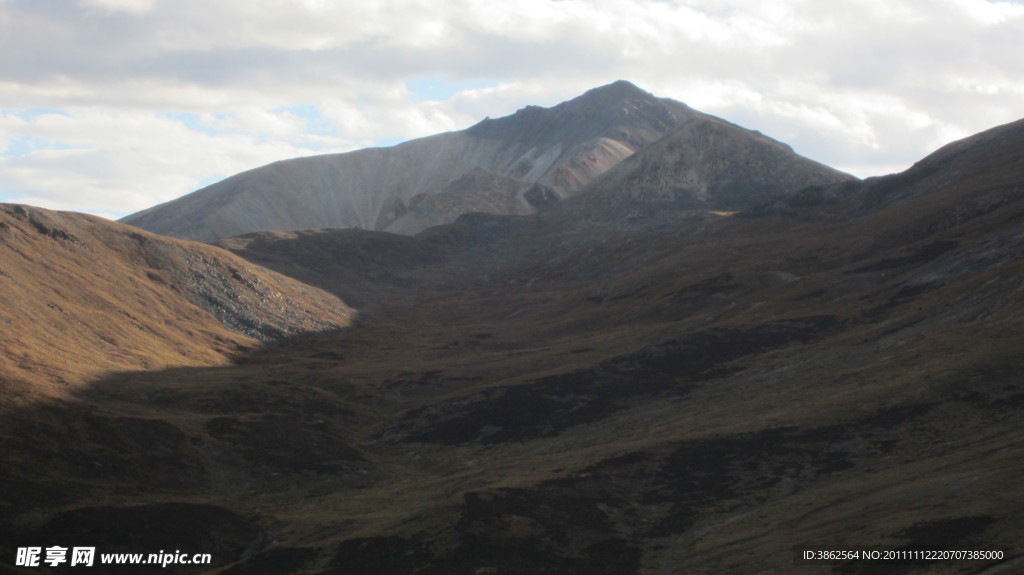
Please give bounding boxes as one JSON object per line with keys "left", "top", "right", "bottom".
{"left": 564, "top": 114, "right": 855, "bottom": 222}
{"left": 2, "top": 119, "right": 1023, "bottom": 574}
{"left": 0, "top": 204, "right": 353, "bottom": 406}
{"left": 204, "top": 117, "right": 1024, "bottom": 574}
{"left": 383, "top": 168, "right": 556, "bottom": 236}
{"left": 120, "top": 81, "right": 698, "bottom": 241}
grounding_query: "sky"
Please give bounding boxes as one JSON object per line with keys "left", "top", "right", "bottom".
{"left": 1, "top": 0, "right": 1023, "bottom": 219}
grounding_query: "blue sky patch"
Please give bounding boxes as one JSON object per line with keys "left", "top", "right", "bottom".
{"left": 3, "top": 108, "right": 70, "bottom": 121}
{"left": 1, "top": 109, "right": 75, "bottom": 157}
{"left": 2, "top": 135, "right": 85, "bottom": 158}
{"left": 159, "top": 112, "right": 229, "bottom": 136}
{"left": 406, "top": 77, "right": 498, "bottom": 101}
{"left": 276, "top": 104, "right": 335, "bottom": 136}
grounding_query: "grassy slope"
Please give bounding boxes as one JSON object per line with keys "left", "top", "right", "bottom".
{"left": 0, "top": 204, "right": 354, "bottom": 404}
{"left": 2, "top": 121, "right": 1023, "bottom": 574}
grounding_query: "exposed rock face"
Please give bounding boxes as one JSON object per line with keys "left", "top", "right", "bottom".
{"left": 564, "top": 115, "right": 856, "bottom": 220}
{"left": 121, "top": 81, "right": 698, "bottom": 241}
{"left": 384, "top": 169, "right": 539, "bottom": 235}
{"left": 3, "top": 117, "right": 1024, "bottom": 574}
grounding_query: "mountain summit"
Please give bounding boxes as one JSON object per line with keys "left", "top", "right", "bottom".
{"left": 121, "top": 81, "right": 698, "bottom": 241}
{"left": 466, "top": 80, "right": 692, "bottom": 152}
{"left": 4, "top": 107, "right": 1024, "bottom": 573}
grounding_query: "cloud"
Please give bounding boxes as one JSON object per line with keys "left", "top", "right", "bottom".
{"left": 1, "top": 0, "right": 1023, "bottom": 216}
{"left": 0, "top": 108, "right": 358, "bottom": 216}
{"left": 79, "top": 0, "right": 157, "bottom": 15}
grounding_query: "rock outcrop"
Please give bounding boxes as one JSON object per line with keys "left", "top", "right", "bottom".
{"left": 564, "top": 115, "right": 856, "bottom": 221}
{"left": 121, "top": 81, "right": 697, "bottom": 241}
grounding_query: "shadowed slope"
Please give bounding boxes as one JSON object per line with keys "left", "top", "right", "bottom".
{"left": 199, "top": 118, "right": 1024, "bottom": 572}
{"left": 1, "top": 120, "right": 1023, "bottom": 574}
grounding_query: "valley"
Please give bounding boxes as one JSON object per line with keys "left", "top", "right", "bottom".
{"left": 1, "top": 87, "right": 1022, "bottom": 574}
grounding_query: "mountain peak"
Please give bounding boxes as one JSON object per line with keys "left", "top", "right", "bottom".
{"left": 481, "top": 81, "right": 651, "bottom": 124}
{"left": 122, "top": 83, "right": 692, "bottom": 240}
{"left": 579, "top": 79, "right": 649, "bottom": 101}
{"left": 555, "top": 80, "right": 667, "bottom": 114}
{"left": 466, "top": 80, "right": 694, "bottom": 146}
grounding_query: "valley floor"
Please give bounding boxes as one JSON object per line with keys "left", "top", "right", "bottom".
{"left": 3, "top": 192, "right": 1024, "bottom": 574}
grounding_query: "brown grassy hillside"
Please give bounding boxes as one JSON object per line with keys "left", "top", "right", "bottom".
{"left": 0, "top": 204, "right": 353, "bottom": 405}
{"left": 1, "top": 119, "right": 1022, "bottom": 574}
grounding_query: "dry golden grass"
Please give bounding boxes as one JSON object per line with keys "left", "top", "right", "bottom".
{"left": 2, "top": 120, "right": 1024, "bottom": 574}
{"left": 0, "top": 204, "right": 353, "bottom": 407}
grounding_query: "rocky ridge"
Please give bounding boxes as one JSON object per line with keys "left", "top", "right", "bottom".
{"left": 566, "top": 114, "right": 855, "bottom": 220}
{"left": 2, "top": 100, "right": 1023, "bottom": 575}
{"left": 121, "top": 81, "right": 698, "bottom": 241}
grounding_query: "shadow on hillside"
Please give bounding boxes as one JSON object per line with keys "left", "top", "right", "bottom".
{"left": 3, "top": 312, "right": 1023, "bottom": 574}
{"left": 0, "top": 325, "right": 375, "bottom": 574}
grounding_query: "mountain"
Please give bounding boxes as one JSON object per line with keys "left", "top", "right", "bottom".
{"left": 120, "top": 81, "right": 699, "bottom": 242}
{"left": 383, "top": 168, "right": 558, "bottom": 235}
{"left": 564, "top": 114, "right": 854, "bottom": 221}
{"left": 212, "top": 118, "right": 1024, "bottom": 573}
{"left": 0, "top": 204, "right": 353, "bottom": 406}
{"left": 3, "top": 117, "right": 1024, "bottom": 574}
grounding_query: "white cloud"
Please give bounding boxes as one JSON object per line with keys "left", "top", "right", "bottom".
{"left": 79, "top": 0, "right": 156, "bottom": 15}
{"left": 1, "top": 0, "right": 1023, "bottom": 215}
{"left": 0, "top": 108, "right": 357, "bottom": 216}
{"left": 198, "top": 107, "right": 307, "bottom": 139}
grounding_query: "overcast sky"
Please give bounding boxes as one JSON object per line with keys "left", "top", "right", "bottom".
{"left": 2, "top": 0, "right": 1023, "bottom": 219}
